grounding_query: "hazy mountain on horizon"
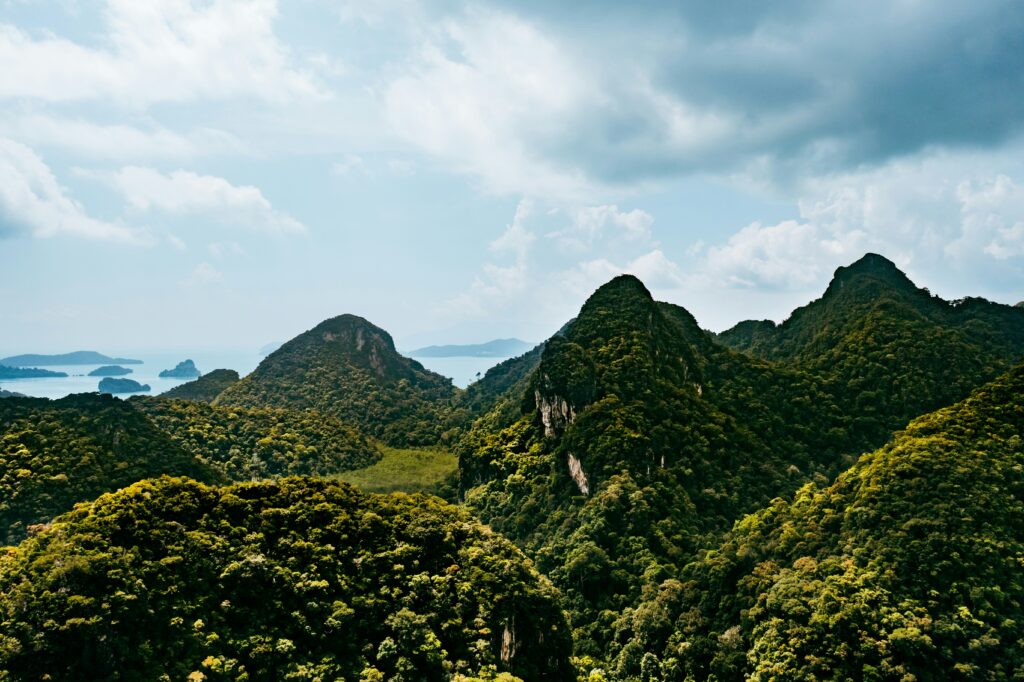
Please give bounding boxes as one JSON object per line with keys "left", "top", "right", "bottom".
{"left": 408, "top": 337, "right": 533, "bottom": 358}
{"left": 0, "top": 351, "right": 143, "bottom": 366}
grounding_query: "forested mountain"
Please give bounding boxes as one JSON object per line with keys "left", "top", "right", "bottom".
{"left": 457, "top": 275, "right": 868, "bottom": 660}
{"left": 161, "top": 368, "right": 240, "bottom": 402}
{"left": 609, "top": 363, "right": 1024, "bottom": 681}
{"left": 0, "top": 394, "right": 217, "bottom": 545}
{"left": 0, "top": 477, "right": 575, "bottom": 681}
{"left": 718, "top": 253, "right": 1024, "bottom": 442}
{"left": 131, "top": 396, "right": 381, "bottom": 481}
{"left": 216, "top": 315, "right": 465, "bottom": 446}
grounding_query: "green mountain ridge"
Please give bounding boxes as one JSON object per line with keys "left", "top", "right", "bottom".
{"left": 216, "top": 314, "right": 465, "bottom": 447}
{"left": 161, "top": 368, "right": 240, "bottom": 402}
{"left": 0, "top": 477, "right": 575, "bottom": 681}
{"left": 612, "top": 362, "right": 1024, "bottom": 680}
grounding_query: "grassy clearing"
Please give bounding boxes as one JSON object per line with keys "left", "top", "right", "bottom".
{"left": 334, "top": 446, "right": 457, "bottom": 496}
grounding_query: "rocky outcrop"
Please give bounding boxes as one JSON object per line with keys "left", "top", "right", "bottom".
{"left": 159, "top": 359, "right": 201, "bottom": 379}
{"left": 567, "top": 452, "right": 590, "bottom": 495}
{"left": 536, "top": 389, "right": 577, "bottom": 438}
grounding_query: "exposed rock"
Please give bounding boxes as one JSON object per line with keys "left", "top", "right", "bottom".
{"left": 567, "top": 452, "right": 590, "bottom": 495}
{"left": 536, "top": 389, "right": 577, "bottom": 438}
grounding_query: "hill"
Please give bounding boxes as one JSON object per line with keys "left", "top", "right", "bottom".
{"left": 410, "top": 338, "right": 534, "bottom": 358}
{"left": 718, "top": 253, "right": 1024, "bottom": 442}
{"left": 161, "top": 368, "right": 240, "bottom": 401}
{"left": 0, "top": 365, "right": 67, "bottom": 379}
{"left": 0, "top": 394, "right": 217, "bottom": 544}
{"left": 611, "top": 363, "right": 1024, "bottom": 680}
{"left": 0, "top": 351, "right": 142, "bottom": 366}
{"left": 87, "top": 365, "right": 133, "bottom": 376}
{"left": 457, "top": 275, "right": 865, "bottom": 658}
{"left": 131, "top": 396, "right": 381, "bottom": 480}
{"left": 0, "top": 477, "right": 575, "bottom": 681}
{"left": 216, "top": 314, "right": 465, "bottom": 446}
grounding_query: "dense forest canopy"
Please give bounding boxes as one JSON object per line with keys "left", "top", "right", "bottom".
{"left": 161, "top": 369, "right": 240, "bottom": 402}
{"left": 0, "top": 477, "right": 575, "bottom": 681}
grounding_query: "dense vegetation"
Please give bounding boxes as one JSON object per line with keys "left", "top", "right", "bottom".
{"left": 458, "top": 275, "right": 868, "bottom": 662}
{"left": 131, "top": 396, "right": 380, "bottom": 481}
{"left": 0, "top": 477, "right": 575, "bottom": 681}
{"left": 160, "top": 368, "right": 240, "bottom": 401}
{"left": 216, "top": 315, "right": 466, "bottom": 447}
{"left": 335, "top": 446, "right": 458, "bottom": 498}
{"left": 718, "top": 253, "right": 1024, "bottom": 443}
{"left": 0, "top": 394, "right": 216, "bottom": 545}
{"left": 609, "top": 363, "right": 1024, "bottom": 680}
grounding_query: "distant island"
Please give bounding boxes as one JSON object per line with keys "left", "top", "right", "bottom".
{"left": 259, "top": 342, "right": 282, "bottom": 356}
{"left": 88, "top": 365, "right": 133, "bottom": 377}
{"left": 0, "top": 365, "right": 68, "bottom": 379}
{"left": 0, "top": 351, "right": 143, "bottom": 367}
{"left": 409, "top": 338, "right": 533, "bottom": 358}
{"left": 98, "top": 378, "right": 150, "bottom": 394}
{"left": 0, "top": 387, "right": 27, "bottom": 398}
{"left": 159, "top": 359, "right": 201, "bottom": 379}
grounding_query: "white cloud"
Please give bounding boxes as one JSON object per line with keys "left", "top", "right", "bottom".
{"left": 86, "top": 166, "right": 306, "bottom": 234}
{"left": 549, "top": 204, "right": 654, "bottom": 250}
{"left": 0, "top": 113, "right": 240, "bottom": 160}
{"left": 0, "top": 138, "right": 144, "bottom": 243}
{"left": 208, "top": 241, "right": 245, "bottom": 258}
{"left": 0, "top": 0, "right": 323, "bottom": 105}
{"left": 181, "top": 261, "right": 224, "bottom": 288}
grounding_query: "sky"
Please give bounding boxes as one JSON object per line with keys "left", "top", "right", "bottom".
{"left": 2, "top": 0, "right": 1023, "bottom": 354}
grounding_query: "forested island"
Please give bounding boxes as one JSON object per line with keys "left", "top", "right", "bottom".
{"left": 0, "top": 365, "right": 67, "bottom": 379}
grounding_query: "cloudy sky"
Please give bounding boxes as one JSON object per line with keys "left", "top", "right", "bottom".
{"left": 2, "top": 0, "right": 1023, "bottom": 354}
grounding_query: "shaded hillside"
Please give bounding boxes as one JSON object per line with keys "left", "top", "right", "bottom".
{"left": 457, "top": 275, "right": 861, "bottom": 658}
{"left": 161, "top": 368, "right": 240, "bottom": 402}
{"left": 216, "top": 315, "right": 464, "bottom": 446}
{"left": 132, "top": 396, "right": 380, "bottom": 481}
{"left": 0, "top": 394, "right": 217, "bottom": 545}
{"left": 612, "top": 364, "right": 1024, "bottom": 681}
{"left": 719, "top": 253, "right": 1024, "bottom": 442}
{"left": 0, "top": 477, "right": 575, "bottom": 681}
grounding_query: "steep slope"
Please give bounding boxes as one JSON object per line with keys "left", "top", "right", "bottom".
{"left": 0, "top": 477, "right": 575, "bottom": 681}
{"left": 458, "top": 275, "right": 861, "bottom": 658}
{"left": 216, "top": 315, "right": 463, "bottom": 446}
{"left": 131, "top": 396, "right": 381, "bottom": 481}
{"left": 0, "top": 394, "right": 218, "bottom": 544}
{"left": 613, "top": 364, "right": 1024, "bottom": 681}
{"left": 160, "top": 368, "right": 240, "bottom": 402}
{"left": 719, "top": 253, "right": 1024, "bottom": 441}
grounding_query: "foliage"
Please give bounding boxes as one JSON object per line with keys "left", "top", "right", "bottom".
{"left": 718, "top": 253, "right": 1024, "bottom": 443}
{"left": 216, "top": 315, "right": 469, "bottom": 447}
{"left": 457, "top": 275, "right": 866, "bottom": 661}
{"left": 161, "top": 369, "right": 240, "bottom": 402}
{"left": 131, "top": 396, "right": 380, "bottom": 481}
{"left": 0, "top": 477, "right": 575, "bottom": 681}
{"left": 611, "top": 363, "right": 1024, "bottom": 680}
{"left": 335, "top": 446, "right": 458, "bottom": 498}
{"left": 0, "top": 394, "right": 217, "bottom": 545}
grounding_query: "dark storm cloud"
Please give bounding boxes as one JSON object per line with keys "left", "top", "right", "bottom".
{"left": 483, "top": 0, "right": 1024, "bottom": 183}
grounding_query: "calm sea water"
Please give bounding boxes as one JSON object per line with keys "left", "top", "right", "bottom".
{"left": 1, "top": 350, "right": 509, "bottom": 399}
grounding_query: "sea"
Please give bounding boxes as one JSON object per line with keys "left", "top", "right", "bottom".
{"left": 1, "top": 350, "right": 509, "bottom": 400}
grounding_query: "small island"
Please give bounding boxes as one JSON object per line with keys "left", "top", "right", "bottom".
{"left": 0, "top": 365, "right": 68, "bottom": 379}
{"left": 0, "top": 387, "right": 27, "bottom": 398}
{"left": 88, "top": 365, "right": 133, "bottom": 377}
{"left": 159, "top": 359, "right": 201, "bottom": 379}
{"left": 98, "top": 378, "right": 151, "bottom": 394}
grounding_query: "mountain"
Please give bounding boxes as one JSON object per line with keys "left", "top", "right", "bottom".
{"left": 131, "top": 396, "right": 381, "bottom": 480}
{"left": 0, "top": 394, "right": 217, "bottom": 544}
{"left": 0, "top": 388, "right": 26, "bottom": 398}
{"left": 410, "top": 338, "right": 534, "bottom": 358}
{"left": 718, "top": 252, "right": 1024, "bottom": 442}
{"left": 612, "top": 363, "right": 1024, "bottom": 680}
{"left": 0, "top": 351, "right": 142, "bottom": 366}
{"left": 457, "top": 275, "right": 869, "bottom": 658}
{"left": 88, "top": 364, "right": 132, "bottom": 376}
{"left": 160, "top": 368, "right": 240, "bottom": 401}
{"left": 159, "top": 358, "right": 201, "bottom": 378}
{"left": 216, "top": 314, "right": 465, "bottom": 447}
{"left": 0, "top": 365, "right": 67, "bottom": 379}
{"left": 0, "top": 477, "right": 575, "bottom": 681}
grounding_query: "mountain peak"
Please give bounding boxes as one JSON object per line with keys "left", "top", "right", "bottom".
{"left": 827, "top": 252, "right": 916, "bottom": 293}
{"left": 311, "top": 314, "right": 397, "bottom": 352}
